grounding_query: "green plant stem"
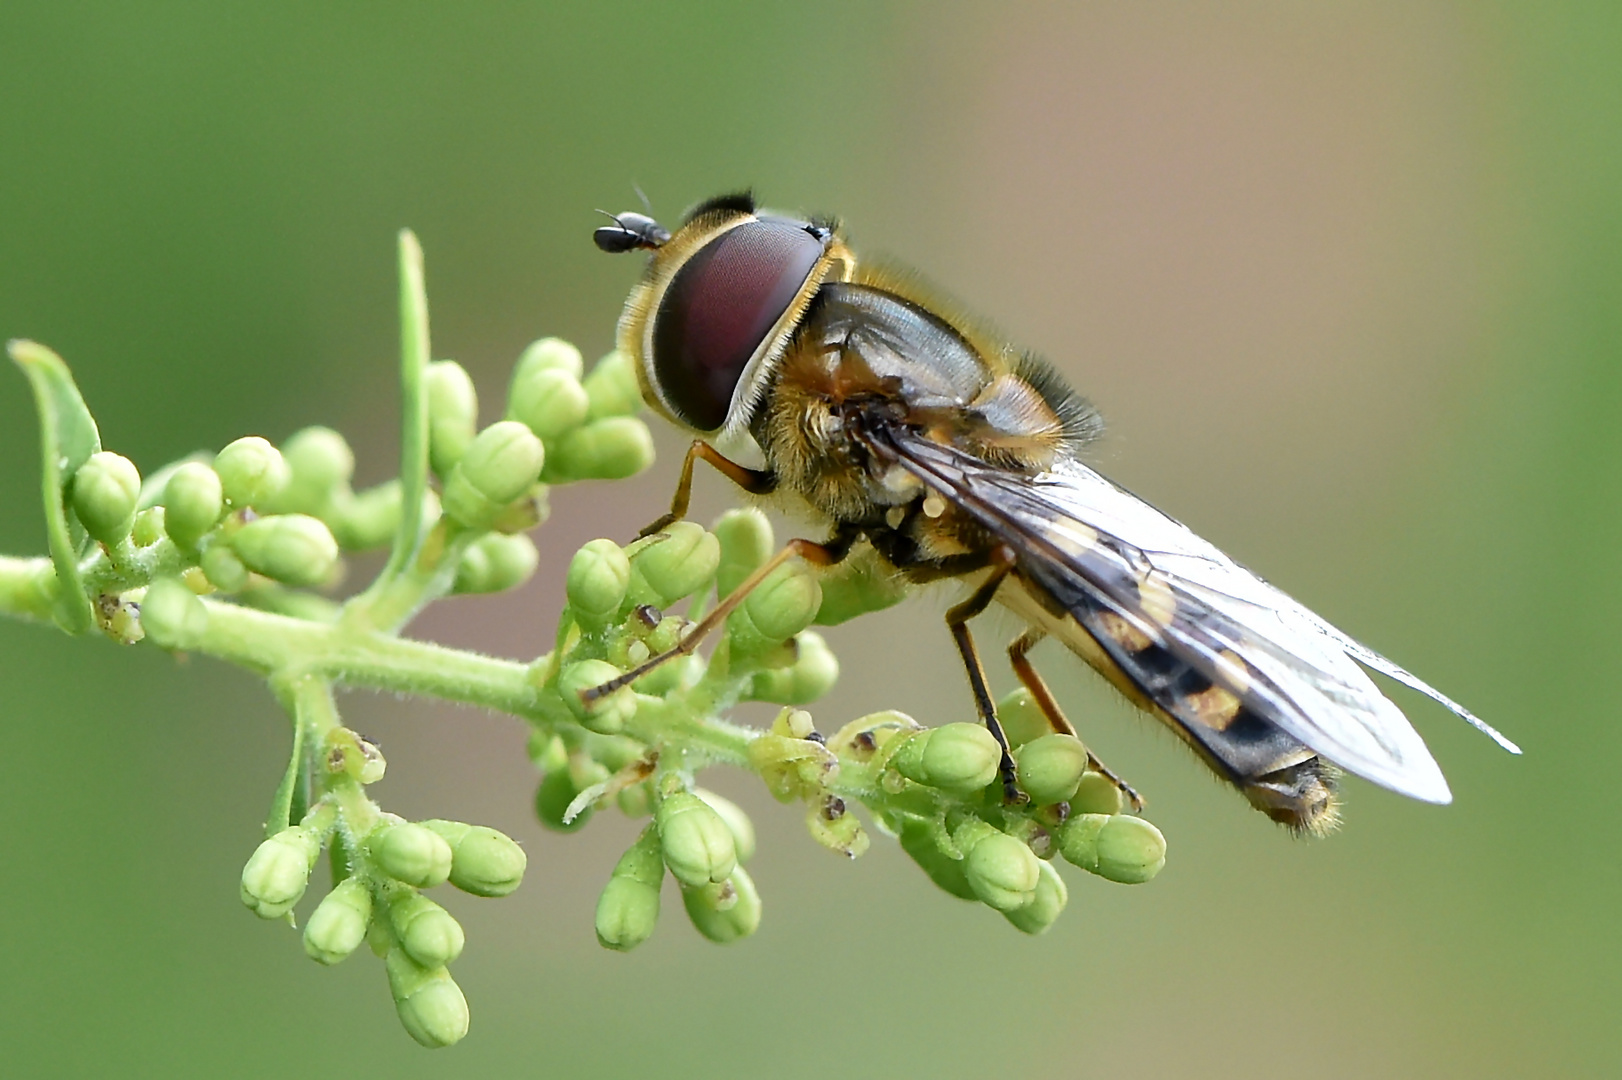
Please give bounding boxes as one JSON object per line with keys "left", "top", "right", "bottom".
{"left": 0, "top": 551, "right": 935, "bottom": 828}
{"left": 342, "top": 519, "right": 476, "bottom": 635}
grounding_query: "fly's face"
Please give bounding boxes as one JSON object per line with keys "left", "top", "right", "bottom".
{"left": 596, "top": 192, "right": 854, "bottom": 440}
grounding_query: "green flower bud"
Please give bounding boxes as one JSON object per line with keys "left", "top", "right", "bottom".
{"left": 958, "top": 820, "right": 1040, "bottom": 913}
{"left": 1004, "top": 859, "right": 1068, "bottom": 935}
{"left": 629, "top": 522, "right": 719, "bottom": 606}
{"left": 453, "top": 532, "right": 539, "bottom": 594}
{"left": 390, "top": 893, "right": 466, "bottom": 968}
{"left": 199, "top": 545, "right": 248, "bottom": 593}
{"left": 737, "top": 559, "right": 822, "bottom": 643}
{"left": 1059, "top": 814, "right": 1165, "bottom": 883}
{"left": 162, "top": 461, "right": 223, "bottom": 548}
{"left": 451, "top": 542, "right": 491, "bottom": 593}
{"left": 1014, "top": 734, "right": 1088, "bottom": 806}
{"left": 386, "top": 949, "right": 469, "bottom": 1049}
{"left": 897, "top": 819, "right": 977, "bottom": 901}
{"left": 596, "top": 825, "right": 664, "bottom": 952}
{"left": 681, "top": 867, "right": 761, "bottom": 944}
{"left": 657, "top": 791, "right": 737, "bottom": 888}
{"left": 515, "top": 336, "right": 584, "bottom": 380}
{"left": 1070, "top": 771, "right": 1124, "bottom": 816}
{"left": 214, "top": 436, "right": 290, "bottom": 510}
{"left": 230, "top": 513, "right": 339, "bottom": 587}
{"left": 1058, "top": 813, "right": 1106, "bottom": 872}
{"left": 534, "top": 754, "right": 609, "bottom": 832}
{"left": 995, "top": 687, "right": 1051, "bottom": 749}
{"left": 693, "top": 788, "right": 756, "bottom": 864}
{"left": 616, "top": 780, "right": 654, "bottom": 817}
{"left": 566, "top": 539, "right": 630, "bottom": 623}
{"left": 369, "top": 822, "right": 453, "bottom": 889}
{"left": 891, "top": 723, "right": 1003, "bottom": 796}
{"left": 278, "top": 426, "right": 354, "bottom": 509}
{"left": 546, "top": 417, "right": 655, "bottom": 482}
{"left": 582, "top": 349, "right": 642, "bottom": 420}
{"left": 559, "top": 660, "right": 635, "bottom": 734}
{"left": 425, "top": 360, "right": 479, "bottom": 478}
{"left": 1096, "top": 815, "right": 1165, "bottom": 884}
{"left": 71, "top": 451, "right": 141, "bottom": 545}
{"left": 131, "top": 506, "right": 165, "bottom": 547}
{"left": 240, "top": 825, "right": 321, "bottom": 919}
{"left": 442, "top": 421, "right": 546, "bottom": 529}
{"left": 747, "top": 629, "right": 840, "bottom": 705}
{"left": 509, "top": 364, "right": 590, "bottom": 441}
{"left": 420, "top": 820, "right": 527, "bottom": 897}
{"left": 303, "top": 876, "right": 373, "bottom": 964}
{"left": 140, "top": 576, "right": 209, "bottom": 650}
{"left": 713, "top": 508, "right": 773, "bottom": 597}
{"left": 813, "top": 547, "right": 908, "bottom": 625}
{"left": 330, "top": 481, "right": 402, "bottom": 550}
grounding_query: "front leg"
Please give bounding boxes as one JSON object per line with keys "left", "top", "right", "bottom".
{"left": 638, "top": 439, "right": 778, "bottom": 539}
{"left": 581, "top": 531, "right": 857, "bottom": 704}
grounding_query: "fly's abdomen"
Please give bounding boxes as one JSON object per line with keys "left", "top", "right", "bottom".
{"left": 1002, "top": 570, "right": 1341, "bottom": 834}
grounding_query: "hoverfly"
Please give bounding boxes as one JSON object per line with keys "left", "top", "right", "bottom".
{"left": 586, "top": 191, "right": 1519, "bottom": 834}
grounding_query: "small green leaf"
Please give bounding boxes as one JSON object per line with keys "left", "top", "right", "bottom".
{"left": 10, "top": 340, "right": 100, "bottom": 635}
{"left": 266, "top": 711, "right": 307, "bottom": 839}
{"left": 385, "top": 230, "right": 431, "bottom": 583}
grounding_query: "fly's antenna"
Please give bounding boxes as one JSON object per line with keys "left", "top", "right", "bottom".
{"left": 593, "top": 207, "right": 670, "bottom": 253}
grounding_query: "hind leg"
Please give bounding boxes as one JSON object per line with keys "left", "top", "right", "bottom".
{"left": 1007, "top": 628, "right": 1145, "bottom": 811}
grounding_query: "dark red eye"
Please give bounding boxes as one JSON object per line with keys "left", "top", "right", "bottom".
{"left": 652, "top": 218, "right": 826, "bottom": 430}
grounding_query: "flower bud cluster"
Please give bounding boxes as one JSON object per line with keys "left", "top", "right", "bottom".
{"left": 834, "top": 690, "right": 1168, "bottom": 934}
{"left": 529, "top": 514, "right": 844, "bottom": 829}
{"left": 237, "top": 805, "right": 525, "bottom": 1049}
{"left": 77, "top": 433, "right": 348, "bottom": 613}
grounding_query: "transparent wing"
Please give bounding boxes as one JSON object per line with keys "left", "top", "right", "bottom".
{"left": 883, "top": 434, "right": 1518, "bottom": 805}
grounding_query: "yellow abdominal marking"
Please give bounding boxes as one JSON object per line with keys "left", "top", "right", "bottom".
{"left": 1097, "top": 610, "right": 1154, "bottom": 653}
{"left": 922, "top": 494, "right": 947, "bottom": 518}
{"left": 1186, "top": 685, "right": 1243, "bottom": 730}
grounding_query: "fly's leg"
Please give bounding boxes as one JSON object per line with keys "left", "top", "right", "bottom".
{"left": 945, "top": 545, "right": 1024, "bottom": 804}
{"left": 580, "top": 533, "right": 854, "bottom": 704}
{"left": 1008, "top": 628, "right": 1144, "bottom": 811}
{"left": 638, "top": 439, "right": 778, "bottom": 539}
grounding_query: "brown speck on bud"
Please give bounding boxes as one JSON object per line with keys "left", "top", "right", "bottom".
{"left": 326, "top": 746, "right": 347, "bottom": 772}
{"left": 821, "top": 796, "right": 846, "bottom": 820}
{"left": 634, "top": 604, "right": 662, "bottom": 629}
{"left": 806, "top": 730, "right": 826, "bottom": 745}
{"left": 1037, "top": 802, "right": 1070, "bottom": 827}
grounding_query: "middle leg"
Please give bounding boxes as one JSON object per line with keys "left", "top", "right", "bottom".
{"left": 944, "top": 545, "right": 1024, "bottom": 803}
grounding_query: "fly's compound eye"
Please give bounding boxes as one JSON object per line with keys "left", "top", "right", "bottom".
{"left": 594, "top": 211, "right": 670, "bottom": 253}
{"left": 651, "top": 218, "right": 827, "bottom": 430}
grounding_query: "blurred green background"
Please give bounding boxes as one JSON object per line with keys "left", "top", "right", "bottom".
{"left": 2, "top": 3, "right": 1618, "bottom": 1076}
